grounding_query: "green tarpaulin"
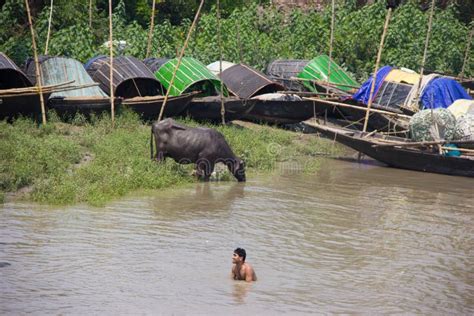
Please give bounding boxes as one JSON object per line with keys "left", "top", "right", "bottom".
{"left": 297, "top": 55, "right": 358, "bottom": 93}
{"left": 155, "top": 57, "right": 224, "bottom": 97}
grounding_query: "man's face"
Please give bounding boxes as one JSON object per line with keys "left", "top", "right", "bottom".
{"left": 232, "top": 253, "right": 243, "bottom": 264}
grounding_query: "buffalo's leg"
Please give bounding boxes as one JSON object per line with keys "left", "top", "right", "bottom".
{"left": 196, "top": 159, "right": 214, "bottom": 181}
{"left": 155, "top": 151, "right": 166, "bottom": 162}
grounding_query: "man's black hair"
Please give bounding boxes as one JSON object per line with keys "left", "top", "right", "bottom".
{"left": 234, "top": 248, "right": 246, "bottom": 262}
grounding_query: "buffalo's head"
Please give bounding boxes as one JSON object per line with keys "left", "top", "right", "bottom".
{"left": 233, "top": 159, "right": 246, "bottom": 182}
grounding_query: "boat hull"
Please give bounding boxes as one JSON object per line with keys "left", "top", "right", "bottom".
{"left": 121, "top": 93, "right": 194, "bottom": 121}
{"left": 48, "top": 97, "right": 121, "bottom": 118}
{"left": 309, "top": 123, "right": 474, "bottom": 177}
{"left": 243, "top": 99, "right": 333, "bottom": 124}
{"left": 185, "top": 96, "right": 256, "bottom": 122}
{"left": 0, "top": 93, "right": 51, "bottom": 121}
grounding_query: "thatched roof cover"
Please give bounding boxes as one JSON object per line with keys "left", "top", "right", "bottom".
{"left": 143, "top": 57, "right": 170, "bottom": 73}
{"left": 220, "top": 63, "right": 285, "bottom": 99}
{"left": 84, "top": 56, "right": 165, "bottom": 98}
{"left": 266, "top": 59, "right": 309, "bottom": 80}
{"left": 0, "top": 52, "right": 32, "bottom": 89}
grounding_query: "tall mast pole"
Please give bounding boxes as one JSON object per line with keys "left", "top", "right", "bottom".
{"left": 25, "top": 0, "right": 47, "bottom": 125}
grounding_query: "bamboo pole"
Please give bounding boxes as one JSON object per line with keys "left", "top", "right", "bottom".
{"left": 459, "top": 27, "right": 473, "bottom": 81}
{"left": 146, "top": 0, "right": 156, "bottom": 59}
{"left": 362, "top": 7, "right": 393, "bottom": 132}
{"left": 412, "top": 0, "right": 436, "bottom": 108}
{"left": 157, "top": 0, "right": 205, "bottom": 122}
{"left": 372, "top": 139, "right": 474, "bottom": 148}
{"left": 44, "top": 0, "right": 53, "bottom": 55}
{"left": 326, "top": 0, "right": 335, "bottom": 95}
{"left": 89, "top": 0, "right": 93, "bottom": 29}
{"left": 217, "top": 0, "right": 226, "bottom": 124}
{"left": 303, "top": 97, "right": 411, "bottom": 118}
{"left": 108, "top": 0, "right": 115, "bottom": 127}
{"left": 25, "top": 0, "right": 46, "bottom": 125}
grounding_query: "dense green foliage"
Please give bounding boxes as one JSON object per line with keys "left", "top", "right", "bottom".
{"left": 0, "top": 0, "right": 471, "bottom": 81}
{"left": 0, "top": 111, "right": 338, "bottom": 205}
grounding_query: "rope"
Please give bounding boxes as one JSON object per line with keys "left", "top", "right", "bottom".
{"left": 25, "top": 0, "right": 46, "bottom": 125}
{"left": 146, "top": 0, "right": 156, "bottom": 59}
{"left": 158, "top": 0, "right": 205, "bottom": 122}
{"left": 217, "top": 0, "right": 226, "bottom": 124}
{"left": 412, "top": 0, "right": 436, "bottom": 108}
{"left": 362, "top": 7, "right": 393, "bottom": 132}
{"left": 44, "top": 0, "right": 53, "bottom": 55}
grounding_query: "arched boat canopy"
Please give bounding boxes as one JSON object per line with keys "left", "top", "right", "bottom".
{"left": 265, "top": 59, "right": 309, "bottom": 91}
{"left": 143, "top": 57, "right": 170, "bottom": 73}
{"left": 297, "top": 55, "right": 359, "bottom": 93}
{"left": 266, "top": 59, "right": 309, "bottom": 80}
{"left": 0, "top": 52, "right": 32, "bottom": 89}
{"left": 24, "top": 56, "right": 107, "bottom": 98}
{"left": 84, "top": 55, "right": 165, "bottom": 98}
{"left": 206, "top": 61, "right": 236, "bottom": 76}
{"left": 220, "top": 63, "right": 285, "bottom": 99}
{"left": 155, "top": 57, "right": 223, "bottom": 97}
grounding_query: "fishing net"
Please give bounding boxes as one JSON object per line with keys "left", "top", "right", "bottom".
{"left": 409, "top": 108, "right": 457, "bottom": 141}
{"left": 454, "top": 114, "right": 474, "bottom": 147}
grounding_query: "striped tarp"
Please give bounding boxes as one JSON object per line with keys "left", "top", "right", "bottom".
{"left": 24, "top": 56, "right": 107, "bottom": 98}
{"left": 220, "top": 64, "right": 285, "bottom": 99}
{"left": 84, "top": 56, "right": 165, "bottom": 98}
{"left": 0, "top": 52, "right": 32, "bottom": 89}
{"left": 155, "top": 57, "right": 223, "bottom": 96}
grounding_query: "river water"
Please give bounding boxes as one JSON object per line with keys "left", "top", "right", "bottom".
{"left": 1, "top": 158, "right": 473, "bottom": 314}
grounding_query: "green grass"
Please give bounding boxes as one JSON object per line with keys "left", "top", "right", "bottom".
{"left": 0, "top": 111, "right": 343, "bottom": 206}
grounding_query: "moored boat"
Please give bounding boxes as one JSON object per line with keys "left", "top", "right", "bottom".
{"left": 85, "top": 56, "right": 192, "bottom": 120}
{"left": 221, "top": 63, "right": 322, "bottom": 124}
{"left": 24, "top": 55, "right": 120, "bottom": 118}
{"left": 0, "top": 52, "right": 51, "bottom": 120}
{"left": 306, "top": 121, "right": 474, "bottom": 178}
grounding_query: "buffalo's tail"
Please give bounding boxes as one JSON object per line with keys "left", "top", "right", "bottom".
{"left": 150, "top": 126, "right": 154, "bottom": 160}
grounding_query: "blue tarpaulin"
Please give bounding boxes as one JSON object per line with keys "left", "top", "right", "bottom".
{"left": 420, "top": 77, "right": 472, "bottom": 109}
{"left": 352, "top": 65, "right": 392, "bottom": 104}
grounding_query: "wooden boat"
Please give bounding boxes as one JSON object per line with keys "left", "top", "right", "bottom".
{"left": 306, "top": 121, "right": 474, "bottom": 178}
{"left": 25, "top": 55, "right": 121, "bottom": 118}
{"left": 220, "top": 63, "right": 323, "bottom": 124}
{"left": 0, "top": 52, "right": 51, "bottom": 120}
{"left": 85, "top": 56, "right": 191, "bottom": 119}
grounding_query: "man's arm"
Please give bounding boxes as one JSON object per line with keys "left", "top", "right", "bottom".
{"left": 245, "top": 265, "right": 255, "bottom": 282}
{"left": 231, "top": 264, "right": 236, "bottom": 279}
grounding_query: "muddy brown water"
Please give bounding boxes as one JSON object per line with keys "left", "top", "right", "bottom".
{"left": 1, "top": 158, "right": 473, "bottom": 314}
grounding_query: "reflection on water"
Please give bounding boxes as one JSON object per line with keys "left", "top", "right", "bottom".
{"left": 0, "top": 158, "right": 473, "bottom": 314}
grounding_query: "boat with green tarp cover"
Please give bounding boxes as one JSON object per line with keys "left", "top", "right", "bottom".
{"left": 297, "top": 55, "right": 359, "bottom": 94}
{"left": 154, "top": 57, "right": 224, "bottom": 97}
{"left": 267, "top": 55, "right": 359, "bottom": 95}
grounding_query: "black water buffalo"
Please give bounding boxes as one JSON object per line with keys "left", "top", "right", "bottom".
{"left": 150, "top": 119, "right": 246, "bottom": 182}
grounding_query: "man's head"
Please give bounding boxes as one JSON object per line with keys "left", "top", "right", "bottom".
{"left": 233, "top": 248, "right": 246, "bottom": 263}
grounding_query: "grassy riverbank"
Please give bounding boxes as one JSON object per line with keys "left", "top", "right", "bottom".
{"left": 0, "top": 111, "right": 343, "bottom": 206}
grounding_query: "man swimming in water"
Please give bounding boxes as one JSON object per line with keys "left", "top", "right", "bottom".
{"left": 231, "top": 248, "right": 257, "bottom": 282}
